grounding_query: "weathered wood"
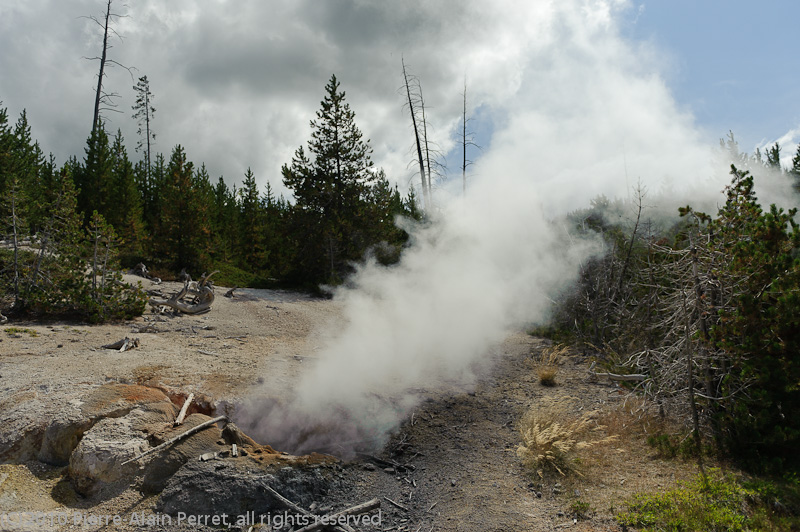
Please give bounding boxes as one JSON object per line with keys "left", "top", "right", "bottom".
{"left": 231, "top": 443, "right": 238, "bottom": 457}
{"left": 174, "top": 393, "right": 194, "bottom": 426}
{"left": 150, "top": 284, "right": 214, "bottom": 314}
{"left": 101, "top": 337, "right": 139, "bottom": 351}
{"left": 383, "top": 496, "right": 409, "bottom": 512}
{"left": 149, "top": 272, "right": 219, "bottom": 315}
{"left": 293, "top": 498, "right": 380, "bottom": 532}
{"left": 587, "top": 361, "right": 646, "bottom": 382}
{"left": 0, "top": 311, "right": 7, "bottom": 325}
{"left": 262, "top": 485, "right": 354, "bottom": 532}
{"left": 224, "top": 286, "right": 238, "bottom": 298}
{"left": 121, "top": 415, "right": 226, "bottom": 466}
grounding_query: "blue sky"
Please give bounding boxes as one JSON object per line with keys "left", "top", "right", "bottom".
{"left": 621, "top": 1, "right": 800, "bottom": 157}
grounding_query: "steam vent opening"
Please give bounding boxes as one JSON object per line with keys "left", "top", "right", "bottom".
{"left": 229, "top": 396, "right": 397, "bottom": 459}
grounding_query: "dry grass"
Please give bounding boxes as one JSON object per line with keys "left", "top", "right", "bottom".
{"left": 517, "top": 397, "right": 617, "bottom": 477}
{"left": 536, "top": 343, "right": 568, "bottom": 386}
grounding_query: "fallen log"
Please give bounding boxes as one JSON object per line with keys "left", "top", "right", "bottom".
{"left": 262, "top": 485, "right": 354, "bottom": 532}
{"left": 174, "top": 393, "right": 194, "bottom": 426}
{"left": 121, "top": 415, "right": 227, "bottom": 466}
{"left": 293, "top": 498, "right": 381, "bottom": 532}
{"left": 587, "top": 361, "right": 647, "bottom": 382}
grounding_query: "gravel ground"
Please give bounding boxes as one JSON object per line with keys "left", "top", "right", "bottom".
{"left": 0, "top": 278, "right": 698, "bottom": 531}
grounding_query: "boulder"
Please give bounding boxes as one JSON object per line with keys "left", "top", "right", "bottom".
{"left": 38, "top": 384, "right": 171, "bottom": 466}
{"left": 157, "top": 456, "right": 341, "bottom": 518}
{"left": 68, "top": 405, "right": 174, "bottom": 496}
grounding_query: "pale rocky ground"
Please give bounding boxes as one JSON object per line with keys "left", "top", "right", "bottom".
{"left": 0, "top": 278, "right": 699, "bottom": 531}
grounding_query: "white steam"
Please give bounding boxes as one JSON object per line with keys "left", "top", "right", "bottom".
{"left": 240, "top": 173, "right": 594, "bottom": 455}
{"left": 237, "top": 0, "right": 798, "bottom": 455}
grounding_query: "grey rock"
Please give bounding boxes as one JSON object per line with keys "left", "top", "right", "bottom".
{"left": 157, "top": 459, "right": 340, "bottom": 517}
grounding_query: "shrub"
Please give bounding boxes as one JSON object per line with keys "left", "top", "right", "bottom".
{"left": 517, "top": 398, "right": 615, "bottom": 476}
{"left": 616, "top": 469, "right": 800, "bottom": 531}
{"left": 536, "top": 344, "right": 567, "bottom": 386}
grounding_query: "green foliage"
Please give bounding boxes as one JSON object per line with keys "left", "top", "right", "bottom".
{"left": 282, "top": 74, "right": 411, "bottom": 287}
{"left": 0, "top": 164, "right": 146, "bottom": 323}
{"left": 700, "top": 167, "right": 800, "bottom": 472}
{"left": 3, "top": 327, "right": 39, "bottom": 337}
{"left": 646, "top": 433, "right": 703, "bottom": 460}
{"left": 616, "top": 469, "right": 800, "bottom": 531}
{"left": 151, "top": 145, "right": 213, "bottom": 271}
{"left": 569, "top": 499, "right": 592, "bottom": 520}
{"left": 554, "top": 166, "right": 800, "bottom": 473}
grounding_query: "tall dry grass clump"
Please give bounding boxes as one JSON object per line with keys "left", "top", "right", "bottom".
{"left": 536, "top": 344, "right": 568, "bottom": 386}
{"left": 517, "top": 398, "right": 616, "bottom": 476}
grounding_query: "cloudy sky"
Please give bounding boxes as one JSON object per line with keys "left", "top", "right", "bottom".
{"left": 1, "top": 0, "right": 798, "bottom": 209}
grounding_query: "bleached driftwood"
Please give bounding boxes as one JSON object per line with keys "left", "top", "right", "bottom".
{"left": 149, "top": 271, "right": 218, "bottom": 314}
{"left": 101, "top": 337, "right": 140, "bottom": 352}
{"left": 121, "top": 415, "right": 227, "bottom": 465}
{"left": 0, "top": 311, "right": 7, "bottom": 325}
{"left": 174, "top": 393, "right": 194, "bottom": 426}
{"left": 587, "top": 361, "right": 647, "bottom": 382}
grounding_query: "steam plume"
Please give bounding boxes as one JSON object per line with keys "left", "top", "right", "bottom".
{"left": 237, "top": 0, "right": 798, "bottom": 456}
{"left": 240, "top": 172, "right": 594, "bottom": 455}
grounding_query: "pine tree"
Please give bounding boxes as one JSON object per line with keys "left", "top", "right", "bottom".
{"left": 76, "top": 123, "right": 113, "bottom": 224}
{"left": 211, "top": 176, "right": 237, "bottom": 262}
{"left": 109, "top": 129, "right": 145, "bottom": 260}
{"left": 0, "top": 104, "right": 15, "bottom": 193}
{"left": 282, "top": 74, "right": 376, "bottom": 284}
{"left": 138, "top": 152, "right": 166, "bottom": 235}
{"left": 237, "top": 167, "right": 266, "bottom": 272}
{"left": 790, "top": 143, "right": 800, "bottom": 193}
{"left": 765, "top": 142, "right": 782, "bottom": 172}
{"left": 156, "top": 146, "right": 211, "bottom": 272}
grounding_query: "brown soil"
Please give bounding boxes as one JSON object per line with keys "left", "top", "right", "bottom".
{"left": 0, "top": 279, "right": 701, "bottom": 531}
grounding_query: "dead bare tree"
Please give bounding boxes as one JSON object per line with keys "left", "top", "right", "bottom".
{"left": 401, "top": 58, "right": 429, "bottom": 210}
{"left": 460, "top": 77, "right": 481, "bottom": 195}
{"left": 400, "top": 59, "right": 445, "bottom": 211}
{"left": 83, "top": 0, "right": 135, "bottom": 133}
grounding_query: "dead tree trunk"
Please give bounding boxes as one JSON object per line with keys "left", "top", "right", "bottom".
{"left": 91, "top": 0, "right": 111, "bottom": 132}
{"left": 84, "top": 0, "right": 133, "bottom": 133}
{"left": 402, "top": 58, "right": 430, "bottom": 211}
{"left": 460, "top": 78, "right": 480, "bottom": 195}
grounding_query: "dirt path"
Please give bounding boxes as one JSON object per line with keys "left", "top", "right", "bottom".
{"left": 0, "top": 282, "right": 698, "bottom": 531}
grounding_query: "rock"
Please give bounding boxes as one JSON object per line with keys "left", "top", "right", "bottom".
{"left": 38, "top": 384, "right": 171, "bottom": 466}
{"left": 68, "top": 411, "right": 150, "bottom": 495}
{"left": 140, "top": 413, "right": 225, "bottom": 493}
{"left": 68, "top": 403, "right": 176, "bottom": 495}
{"left": 157, "top": 458, "right": 341, "bottom": 517}
{"left": 221, "top": 422, "right": 259, "bottom": 447}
